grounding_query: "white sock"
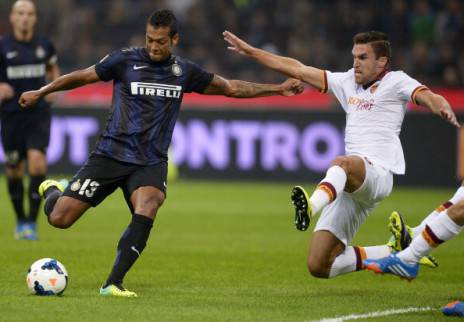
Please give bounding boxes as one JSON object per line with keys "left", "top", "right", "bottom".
{"left": 399, "top": 211, "right": 462, "bottom": 264}
{"left": 329, "top": 245, "right": 390, "bottom": 278}
{"left": 411, "top": 187, "right": 464, "bottom": 236}
{"left": 310, "top": 166, "right": 347, "bottom": 215}
{"left": 412, "top": 210, "right": 439, "bottom": 237}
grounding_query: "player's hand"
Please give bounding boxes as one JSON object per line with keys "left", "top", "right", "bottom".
{"left": 440, "top": 106, "right": 460, "bottom": 128}
{"left": 280, "top": 78, "right": 304, "bottom": 96}
{"left": 0, "top": 83, "right": 14, "bottom": 101}
{"left": 223, "top": 31, "right": 255, "bottom": 57}
{"left": 19, "top": 90, "right": 42, "bottom": 108}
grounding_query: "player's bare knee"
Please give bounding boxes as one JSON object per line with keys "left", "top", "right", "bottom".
{"left": 307, "top": 259, "right": 330, "bottom": 279}
{"left": 136, "top": 191, "right": 165, "bottom": 216}
{"left": 48, "top": 210, "right": 73, "bottom": 229}
{"left": 331, "top": 156, "right": 350, "bottom": 172}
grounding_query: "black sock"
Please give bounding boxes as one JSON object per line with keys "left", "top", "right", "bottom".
{"left": 44, "top": 187, "right": 62, "bottom": 216}
{"left": 105, "top": 214, "right": 154, "bottom": 287}
{"left": 28, "top": 175, "right": 46, "bottom": 222}
{"left": 7, "top": 177, "right": 26, "bottom": 223}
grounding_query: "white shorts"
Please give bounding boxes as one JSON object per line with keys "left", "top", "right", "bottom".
{"left": 314, "top": 156, "right": 393, "bottom": 246}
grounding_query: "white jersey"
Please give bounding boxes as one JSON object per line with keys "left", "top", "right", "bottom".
{"left": 322, "top": 69, "right": 427, "bottom": 175}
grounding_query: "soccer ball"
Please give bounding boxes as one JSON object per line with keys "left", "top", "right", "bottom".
{"left": 26, "top": 258, "right": 68, "bottom": 296}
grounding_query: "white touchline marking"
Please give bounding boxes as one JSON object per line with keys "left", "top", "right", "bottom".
{"left": 310, "top": 307, "right": 435, "bottom": 322}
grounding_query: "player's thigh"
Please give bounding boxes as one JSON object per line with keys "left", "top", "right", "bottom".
{"left": 1, "top": 112, "right": 27, "bottom": 168}
{"left": 63, "top": 154, "right": 126, "bottom": 207}
{"left": 123, "top": 161, "right": 167, "bottom": 217}
{"left": 350, "top": 157, "right": 393, "bottom": 204}
{"left": 314, "top": 193, "right": 369, "bottom": 247}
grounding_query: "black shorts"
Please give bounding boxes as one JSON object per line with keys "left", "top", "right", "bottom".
{"left": 1, "top": 109, "right": 51, "bottom": 166}
{"left": 62, "top": 153, "right": 168, "bottom": 210}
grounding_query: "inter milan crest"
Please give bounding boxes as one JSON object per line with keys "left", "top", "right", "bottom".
{"left": 172, "top": 63, "right": 182, "bottom": 76}
{"left": 35, "top": 46, "right": 46, "bottom": 59}
{"left": 70, "top": 179, "right": 81, "bottom": 192}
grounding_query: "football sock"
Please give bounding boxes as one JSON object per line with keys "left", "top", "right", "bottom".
{"left": 105, "top": 214, "right": 154, "bottom": 286}
{"left": 43, "top": 187, "right": 62, "bottom": 216}
{"left": 329, "top": 245, "right": 390, "bottom": 278}
{"left": 310, "top": 166, "right": 347, "bottom": 215}
{"left": 399, "top": 211, "right": 462, "bottom": 265}
{"left": 7, "top": 177, "right": 26, "bottom": 223}
{"left": 28, "top": 175, "right": 45, "bottom": 222}
{"left": 412, "top": 197, "right": 457, "bottom": 236}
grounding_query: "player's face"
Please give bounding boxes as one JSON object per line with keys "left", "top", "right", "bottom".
{"left": 352, "top": 44, "right": 386, "bottom": 85}
{"left": 145, "top": 25, "right": 179, "bottom": 62}
{"left": 10, "top": 0, "right": 37, "bottom": 33}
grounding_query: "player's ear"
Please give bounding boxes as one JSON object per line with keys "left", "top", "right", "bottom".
{"left": 378, "top": 56, "right": 388, "bottom": 69}
{"left": 171, "top": 33, "right": 179, "bottom": 46}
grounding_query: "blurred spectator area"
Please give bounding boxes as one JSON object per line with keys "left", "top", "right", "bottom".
{"left": 0, "top": 0, "right": 463, "bottom": 92}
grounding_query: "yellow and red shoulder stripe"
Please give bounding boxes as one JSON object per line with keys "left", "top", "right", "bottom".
{"left": 411, "top": 85, "right": 429, "bottom": 105}
{"left": 320, "top": 70, "right": 328, "bottom": 94}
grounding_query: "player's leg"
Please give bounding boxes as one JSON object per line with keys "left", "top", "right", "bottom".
{"left": 386, "top": 184, "right": 464, "bottom": 267}
{"left": 40, "top": 180, "right": 90, "bottom": 228}
{"left": 310, "top": 159, "right": 394, "bottom": 278}
{"left": 101, "top": 162, "right": 167, "bottom": 297}
{"left": 292, "top": 155, "right": 365, "bottom": 231}
{"left": 410, "top": 183, "right": 464, "bottom": 236}
{"left": 25, "top": 149, "right": 47, "bottom": 238}
{"left": 40, "top": 154, "right": 121, "bottom": 228}
{"left": 5, "top": 161, "right": 27, "bottom": 238}
{"left": 1, "top": 112, "right": 29, "bottom": 238}
{"left": 364, "top": 200, "right": 464, "bottom": 279}
{"left": 23, "top": 108, "right": 51, "bottom": 237}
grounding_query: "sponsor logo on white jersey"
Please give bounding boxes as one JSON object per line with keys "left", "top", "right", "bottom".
{"left": 6, "top": 64, "right": 46, "bottom": 79}
{"left": 130, "top": 82, "right": 182, "bottom": 98}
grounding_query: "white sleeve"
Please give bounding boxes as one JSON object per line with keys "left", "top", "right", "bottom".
{"left": 324, "top": 70, "right": 352, "bottom": 109}
{"left": 394, "top": 71, "right": 428, "bottom": 104}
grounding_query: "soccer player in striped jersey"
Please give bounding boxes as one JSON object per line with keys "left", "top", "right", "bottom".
{"left": 0, "top": 0, "right": 60, "bottom": 240}
{"left": 223, "top": 30, "right": 459, "bottom": 279}
{"left": 19, "top": 9, "right": 303, "bottom": 297}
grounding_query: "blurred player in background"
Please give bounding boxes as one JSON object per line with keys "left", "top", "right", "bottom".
{"left": 0, "top": 0, "right": 59, "bottom": 240}
{"left": 224, "top": 30, "right": 459, "bottom": 279}
{"left": 363, "top": 184, "right": 464, "bottom": 317}
{"left": 19, "top": 10, "right": 303, "bottom": 297}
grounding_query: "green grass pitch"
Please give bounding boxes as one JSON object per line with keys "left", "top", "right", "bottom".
{"left": 0, "top": 178, "right": 462, "bottom": 321}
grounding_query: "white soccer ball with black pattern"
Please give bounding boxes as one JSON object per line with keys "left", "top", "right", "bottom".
{"left": 26, "top": 258, "right": 68, "bottom": 296}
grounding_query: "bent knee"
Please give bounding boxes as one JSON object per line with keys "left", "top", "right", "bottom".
{"left": 331, "top": 156, "right": 350, "bottom": 170}
{"left": 307, "top": 259, "right": 331, "bottom": 279}
{"left": 137, "top": 192, "right": 166, "bottom": 215}
{"left": 48, "top": 211, "right": 74, "bottom": 229}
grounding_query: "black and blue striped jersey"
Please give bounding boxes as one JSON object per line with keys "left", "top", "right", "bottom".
{"left": 94, "top": 47, "right": 214, "bottom": 165}
{"left": 0, "top": 34, "right": 57, "bottom": 113}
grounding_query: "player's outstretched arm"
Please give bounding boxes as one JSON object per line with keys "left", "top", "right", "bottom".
{"left": 415, "top": 90, "right": 460, "bottom": 128}
{"left": 223, "top": 31, "right": 324, "bottom": 90}
{"left": 19, "top": 66, "right": 100, "bottom": 108}
{"left": 202, "top": 74, "right": 304, "bottom": 98}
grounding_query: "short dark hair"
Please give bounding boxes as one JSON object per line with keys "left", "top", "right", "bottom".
{"left": 353, "top": 31, "right": 391, "bottom": 64}
{"left": 147, "top": 9, "right": 178, "bottom": 37}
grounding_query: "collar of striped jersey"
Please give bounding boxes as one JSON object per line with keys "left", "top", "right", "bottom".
{"left": 362, "top": 69, "right": 390, "bottom": 90}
